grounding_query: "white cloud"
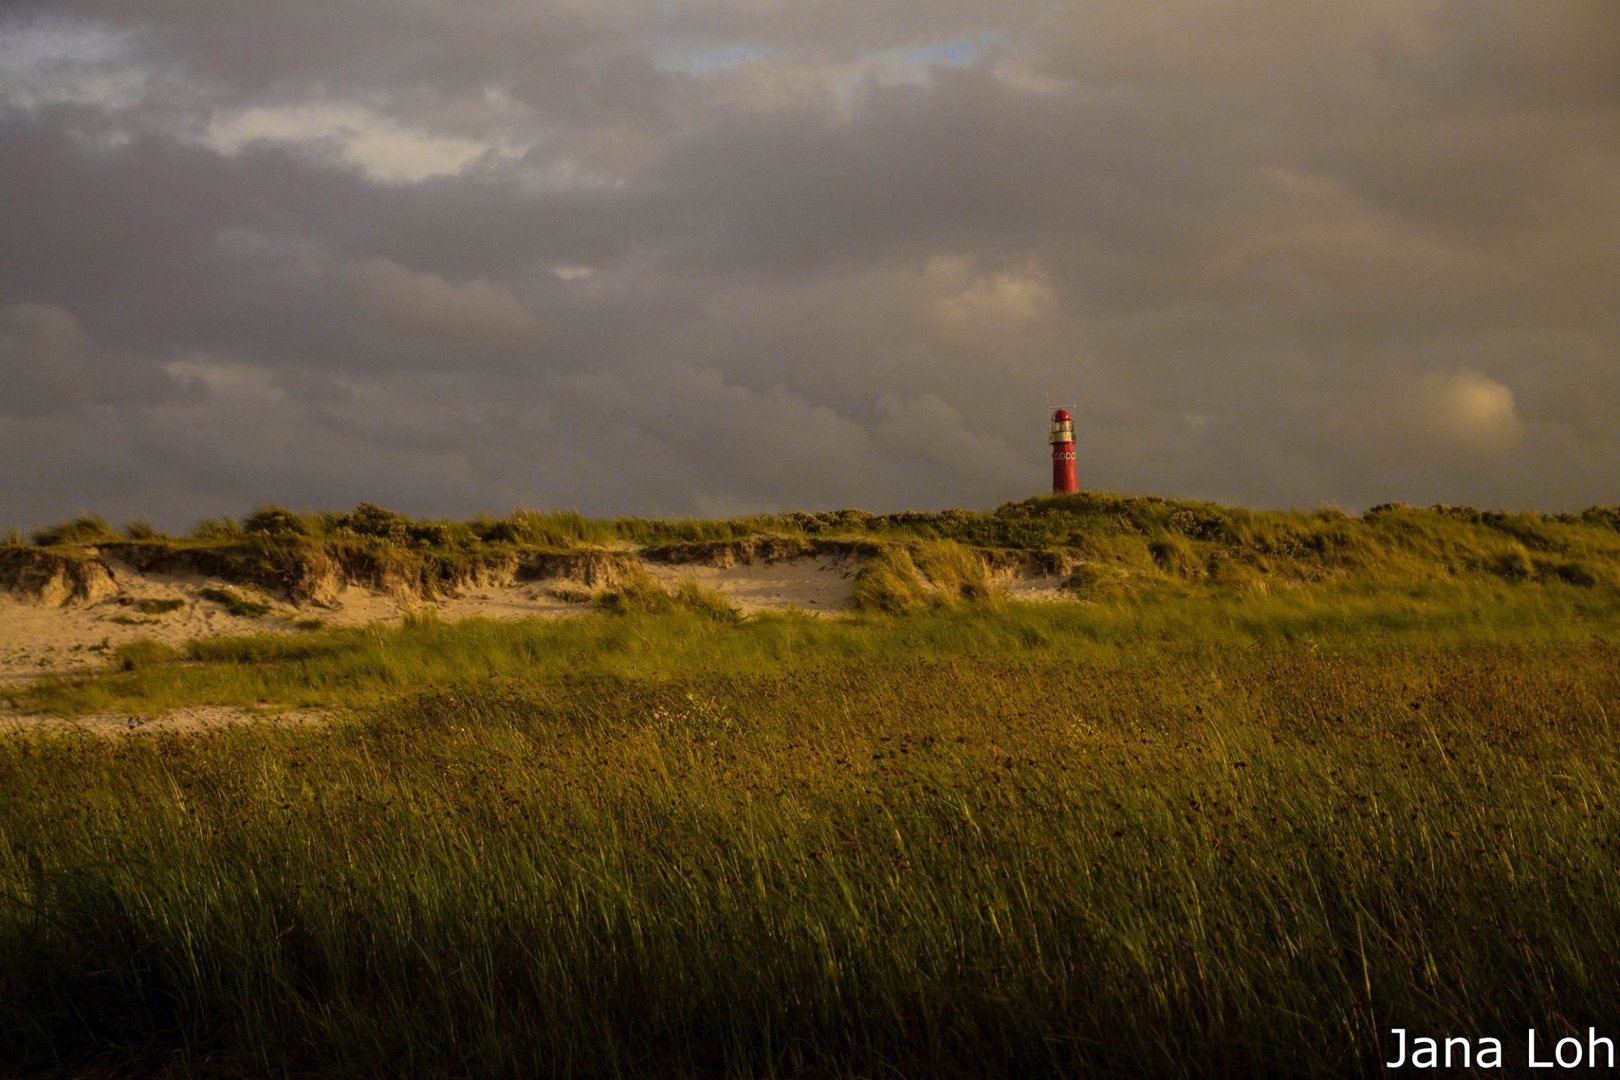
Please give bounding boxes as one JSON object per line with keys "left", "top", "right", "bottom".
{"left": 927, "top": 256, "right": 1052, "bottom": 324}
{"left": 161, "top": 355, "right": 286, "bottom": 404}
{"left": 1418, "top": 370, "right": 1524, "bottom": 454}
{"left": 206, "top": 103, "right": 518, "bottom": 182}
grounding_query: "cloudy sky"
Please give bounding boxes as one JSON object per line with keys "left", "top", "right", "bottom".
{"left": 2, "top": 2, "right": 1617, "bottom": 530}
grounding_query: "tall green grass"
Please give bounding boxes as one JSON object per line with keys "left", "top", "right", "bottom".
{"left": 8, "top": 493, "right": 1620, "bottom": 1075}
{"left": 4, "top": 630, "right": 1620, "bottom": 1076}
{"left": 28, "top": 513, "right": 118, "bottom": 547}
{"left": 16, "top": 581, "right": 1616, "bottom": 720}
{"left": 851, "top": 539, "right": 998, "bottom": 613}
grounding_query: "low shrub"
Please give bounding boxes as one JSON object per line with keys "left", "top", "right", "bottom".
{"left": 242, "top": 505, "right": 316, "bottom": 537}
{"left": 335, "top": 502, "right": 412, "bottom": 544}
{"left": 1490, "top": 546, "right": 1536, "bottom": 581}
{"left": 1541, "top": 559, "right": 1599, "bottom": 587}
{"left": 1580, "top": 506, "right": 1620, "bottom": 532}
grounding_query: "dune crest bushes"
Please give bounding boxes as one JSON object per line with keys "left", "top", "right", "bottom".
{"left": 9, "top": 493, "right": 1620, "bottom": 608}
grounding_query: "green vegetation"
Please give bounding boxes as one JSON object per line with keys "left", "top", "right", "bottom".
{"left": 11, "top": 493, "right": 1620, "bottom": 609}
{"left": 190, "top": 515, "right": 242, "bottom": 540}
{"left": 851, "top": 539, "right": 998, "bottom": 613}
{"left": 586, "top": 569, "right": 744, "bottom": 622}
{"left": 111, "top": 637, "right": 182, "bottom": 672}
{"left": 16, "top": 579, "right": 1610, "bottom": 720}
{"left": 4, "top": 596, "right": 1620, "bottom": 1076}
{"left": 7, "top": 493, "right": 1620, "bottom": 1076}
{"left": 3, "top": 582, "right": 1620, "bottom": 1075}
{"left": 199, "top": 584, "right": 272, "bottom": 618}
{"left": 104, "top": 597, "right": 187, "bottom": 626}
{"left": 29, "top": 513, "right": 117, "bottom": 547}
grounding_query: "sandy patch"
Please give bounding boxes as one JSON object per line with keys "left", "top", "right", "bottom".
{"left": 0, "top": 702, "right": 330, "bottom": 737}
{"left": 0, "top": 546, "right": 1067, "bottom": 736}
{"left": 0, "top": 579, "right": 346, "bottom": 682}
{"left": 642, "top": 554, "right": 859, "bottom": 613}
{"left": 0, "top": 550, "right": 857, "bottom": 735}
{"left": 996, "top": 571, "right": 1072, "bottom": 603}
{"left": 432, "top": 580, "right": 595, "bottom": 622}
{"left": 0, "top": 551, "right": 865, "bottom": 686}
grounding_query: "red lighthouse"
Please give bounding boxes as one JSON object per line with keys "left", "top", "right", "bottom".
{"left": 1049, "top": 408, "right": 1078, "bottom": 493}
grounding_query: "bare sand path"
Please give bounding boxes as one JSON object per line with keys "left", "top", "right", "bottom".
{"left": 0, "top": 701, "right": 331, "bottom": 737}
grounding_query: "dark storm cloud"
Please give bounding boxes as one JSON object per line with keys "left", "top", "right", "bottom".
{"left": 0, "top": 302, "right": 195, "bottom": 417}
{"left": 1, "top": 1, "right": 1617, "bottom": 531}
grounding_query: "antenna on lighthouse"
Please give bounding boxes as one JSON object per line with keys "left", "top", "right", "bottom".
{"left": 1049, "top": 407, "right": 1078, "bottom": 494}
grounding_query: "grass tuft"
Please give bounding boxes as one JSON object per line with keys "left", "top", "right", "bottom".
{"left": 190, "top": 516, "right": 242, "bottom": 540}
{"left": 852, "top": 540, "right": 997, "bottom": 612}
{"left": 123, "top": 516, "right": 161, "bottom": 540}
{"left": 673, "top": 578, "right": 744, "bottom": 623}
{"left": 851, "top": 545, "right": 933, "bottom": 613}
{"left": 198, "top": 585, "right": 272, "bottom": 618}
{"left": 594, "top": 568, "right": 677, "bottom": 615}
{"left": 112, "top": 638, "right": 182, "bottom": 671}
{"left": 31, "top": 514, "right": 116, "bottom": 547}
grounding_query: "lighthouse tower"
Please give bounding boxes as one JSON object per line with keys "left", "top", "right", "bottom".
{"left": 1049, "top": 408, "right": 1078, "bottom": 493}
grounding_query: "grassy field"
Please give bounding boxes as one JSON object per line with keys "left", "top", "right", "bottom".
{"left": 6, "top": 494, "right": 1620, "bottom": 1076}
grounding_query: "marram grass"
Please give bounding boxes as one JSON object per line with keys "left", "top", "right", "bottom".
{"left": 5, "top": 592, "right": 1620, "bottom": 1076}
{"left": 14, "top": 491, "right": 1620, "bottom": 612}
{"left": 15, "top": 579, "right": 1617, "bottom": 719}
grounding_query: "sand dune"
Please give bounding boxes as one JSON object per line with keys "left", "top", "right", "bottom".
{"left": 0, "top": 547, "right": 884, "bottom": 682}
{"left": 0, "top": 542, "right": 1070, "bottom": 740}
